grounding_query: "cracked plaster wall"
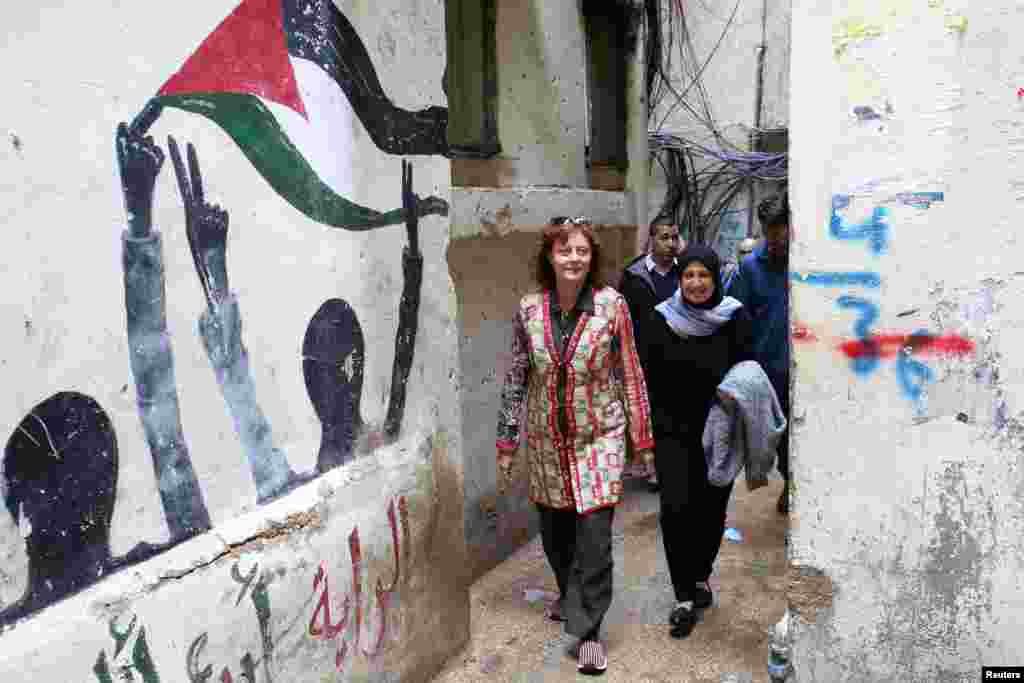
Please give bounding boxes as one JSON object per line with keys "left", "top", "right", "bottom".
{"left": 0, "top": 1, "right": 468, "bottom": 681}
{"left": 787, "top": 1, "right": 1024, "bottom": 680}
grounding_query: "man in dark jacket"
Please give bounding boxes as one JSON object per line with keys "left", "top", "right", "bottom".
{"left": 620, "top": 218, "right": 684, "bottom": 491}
{"left": 726, "top": 195, "right": 792, "bottom": 513}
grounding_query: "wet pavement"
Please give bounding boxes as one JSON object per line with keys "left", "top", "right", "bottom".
{"left": 431, "top": 472, "right": 789, "bottom": 682}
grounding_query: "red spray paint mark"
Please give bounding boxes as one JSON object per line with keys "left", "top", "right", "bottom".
{"left": 792, "top": 323, "right": 818, "bottom": 343}
{"left": 838, "top": 333, "right": 975, "bottom": 360}
{"left": 1018, "top": 87, "right": 1024, "bottom": 99}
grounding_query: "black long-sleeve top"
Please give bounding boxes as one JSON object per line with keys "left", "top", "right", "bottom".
{"left": 639, "top": 307, "right": 755, "bottom": 444}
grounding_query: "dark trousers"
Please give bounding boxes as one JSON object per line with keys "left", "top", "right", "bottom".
{"left": 775, "top": 374, "right": 791, "bottom": 481}
{"left": 654, "top": 435, "right": 734, "bottom": 603}
{"left": 536, "top": 504, "right": 615, "bottom": 641}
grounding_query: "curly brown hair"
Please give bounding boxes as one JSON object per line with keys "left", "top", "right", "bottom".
{"left": 534, "top": 217, "right": 607, "bottom": 292}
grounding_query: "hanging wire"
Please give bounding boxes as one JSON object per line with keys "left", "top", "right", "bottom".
{"left": 642, "top": 0, "right": 788, "bottom": 247}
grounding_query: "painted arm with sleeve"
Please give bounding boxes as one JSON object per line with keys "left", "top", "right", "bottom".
{"left": 168, "top": 136, "right": 296, "bottom": 504}
{"left": 382, "top": 161, "right": 424, "bottom": 441}
{"left": 117, "top": 102, "right": 211, "bottom": 541}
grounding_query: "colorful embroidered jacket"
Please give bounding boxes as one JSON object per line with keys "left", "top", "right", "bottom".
{"left": 496, "top": 287, "right": 655, "bottom": 513}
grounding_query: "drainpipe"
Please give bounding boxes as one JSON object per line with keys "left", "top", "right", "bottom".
{"left": 626, "top": 2, "right": 649, "bottom": 256}
{"left": 747, "top": 0, "right": 768, "bottom": 238}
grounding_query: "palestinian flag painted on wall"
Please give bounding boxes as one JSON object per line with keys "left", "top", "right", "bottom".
{"left": 156, "top": 0, "right": 448, "bottom": 229}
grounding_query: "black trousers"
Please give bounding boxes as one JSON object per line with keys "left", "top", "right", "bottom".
{"left": 536, "top": 504, "right": 615, "bottom": 641}
{"left": 654, "top": 434, "right": 734, "bottom": 603}
{"left": 775, "top": 374, "right": 791, "bottom": 481}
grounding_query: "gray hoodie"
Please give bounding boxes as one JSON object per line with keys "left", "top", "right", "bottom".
{"left": 702, "top": 360, "right": 787, "bottom": 489}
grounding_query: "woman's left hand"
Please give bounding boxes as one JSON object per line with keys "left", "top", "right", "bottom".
{"left": 637, "top": 448, "right": 654, "bottom": 468}
{"left": 717, "top": 389, "right": 737, "bottom": 407}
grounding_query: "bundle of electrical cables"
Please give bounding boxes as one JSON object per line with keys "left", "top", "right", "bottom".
{"left": 641, "top": 0, "right": 788, "bottom": 246}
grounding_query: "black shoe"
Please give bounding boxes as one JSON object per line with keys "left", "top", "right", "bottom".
{"left": 669, "top": 604, "right": 696, "bottom": 639}
{"left": 693, "top": 583, "right": 713, "bottom": 609}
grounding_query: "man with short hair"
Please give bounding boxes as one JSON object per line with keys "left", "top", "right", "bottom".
{"left": 726, "top": 196, "right": 791, "bottom": 513}
{"left": 619, "top": 218, "right": 685, "bottom": 492}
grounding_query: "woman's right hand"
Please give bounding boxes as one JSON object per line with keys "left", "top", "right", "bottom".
{"left": 496, "top": 448, "right": 515, "bottom": 491}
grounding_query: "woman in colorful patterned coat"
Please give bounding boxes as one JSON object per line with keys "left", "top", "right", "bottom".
{"left": 496, "top": 216, "right": 654, "bottom": 676}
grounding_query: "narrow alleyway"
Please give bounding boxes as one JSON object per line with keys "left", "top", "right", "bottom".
{"left": 432, "top": 473, "right": 788, "bottom": 682}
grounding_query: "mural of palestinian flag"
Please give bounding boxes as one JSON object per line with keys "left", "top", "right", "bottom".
{"left": 156, "top": 0, "right": 448, "bottom": 229}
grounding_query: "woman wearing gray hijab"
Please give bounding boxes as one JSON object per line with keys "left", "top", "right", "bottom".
{"left": 638, "top": 244, "right": 753, "bottom": 639}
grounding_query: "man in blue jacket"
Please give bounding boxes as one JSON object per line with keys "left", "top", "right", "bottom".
{"left": 726, "top": 195, "right": 791, "bottom": 513}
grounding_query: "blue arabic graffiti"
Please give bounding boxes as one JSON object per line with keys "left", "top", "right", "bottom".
{"left": 827, "top": 191, "right": 946, "bottom": 403}
{"left": 830, "top": 194, "right": 889, "bottom": 255}
{"left": 895, "top": 192, "right": 944, "bottom": 209}
{"left": 836, "top": 295, "right": 881, "bottom": 375}
{"left": 895, "top": 329, "right": 935, "bottom": 402}
{"left": 791, "top": 271, "right": 882, "bottom": 288}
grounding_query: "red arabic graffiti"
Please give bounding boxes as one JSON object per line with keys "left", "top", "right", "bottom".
{"left": 838, "top": 333, "right": 975, "bottom": 360}
{"left": 791, "top": 322, "right": 819, "bottom": 343}
{"left": 308, "top": 497, "right": 410, "bottom": 672}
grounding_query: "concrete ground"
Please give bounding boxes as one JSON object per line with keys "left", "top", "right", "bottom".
{"left": 431, "top": 473, "right": 789, "bottom": 683}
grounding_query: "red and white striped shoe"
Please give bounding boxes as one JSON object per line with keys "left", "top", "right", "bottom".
{"left": 577, "top": 639, "right": 607, "bottom": 676}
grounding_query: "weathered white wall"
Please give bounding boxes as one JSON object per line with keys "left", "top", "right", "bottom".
{"left": 0, "top": 1, "right": 468, "bottom": 680}
{"left": 647, "top": 0, "right": 791, "bottom": 255}
{"left": 788, "top": 0, "right": 1024, "bottom": 679}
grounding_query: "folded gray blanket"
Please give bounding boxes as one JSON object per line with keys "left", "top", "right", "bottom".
{"left": 702, "top": 360, "right": 787, "bottom": 489}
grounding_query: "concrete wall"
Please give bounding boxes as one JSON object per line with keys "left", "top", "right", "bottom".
{"left": 647, "top": 0, "right": 791, "bottom": 254}
{"left": 449, "top": 1, "right": 589, "bottom": 189}
{"left": 788, "top": 1, "right": 1024, "bottom": 679}
{"left": 0, "top": 1, "right": 468, "bottom": 681}
{"left": 495, "top": 1, "right": 589, "bottom": 187}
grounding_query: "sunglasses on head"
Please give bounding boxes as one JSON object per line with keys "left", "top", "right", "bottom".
{"left": 550, "top": 216, "right": 592, "bottom": 226}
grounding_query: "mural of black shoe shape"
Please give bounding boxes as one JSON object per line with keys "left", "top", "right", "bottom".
{"left": 168, "top": 136, "right": 301, "bottom": 504}
{"left": 304, "top": 160, "right": 424, "bottom": 474}
{"left": 0, "top": 392, "right": 181, "bottom": 628}
{"left": 117, "top": 103, "right": 211, "bottom": 541}
{"left": 0, "top": 393, "right": 119, "bottom": 625}
{"left": 303, "top": 299, "right": 366, "bottom": 473}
